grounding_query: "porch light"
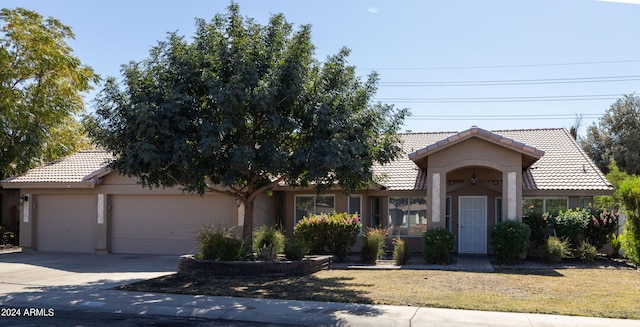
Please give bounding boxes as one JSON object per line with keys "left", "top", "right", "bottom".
{"left": 470, "top": 170, "right": 478, "bottom": 185}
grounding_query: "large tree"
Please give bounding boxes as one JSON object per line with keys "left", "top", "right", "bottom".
{"left": 85, "top": 4, "right": 408, "bottom": 239}
{"left": 0, "top": 8, "right": 99, "bottom": 178}
{"left": 582, "top": 94, "right": 640, "bottom": 175}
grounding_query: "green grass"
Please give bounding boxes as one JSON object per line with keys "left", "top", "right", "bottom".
{"left": 118, "top": 267, "right": 640, "bottom": 319}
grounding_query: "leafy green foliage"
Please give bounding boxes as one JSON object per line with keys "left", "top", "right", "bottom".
{"left": 293, "top": 212, "right": 361, "bottom": 262}
{"left": 582, "top": 95, "right": 640, "bottom": 175}
{"left": 361, "top": 227, "right": 387, "bottom": 264}
{"left": 423, "top": 227, "right": 455, "bottom": 265}
{"left": 0, "top": 8, "right": 99, "bottom": 178}
{"left": 584, "top": 209, "right": 618, "bottom": 250}
{"left": 543, "top": 236, "right": 572, "bottom": 264}
{"left": 491, "top": 220, "right": 531, "bottom": 264}
{"left": 252, "top": 225, "right": 285, "bottom": 254}
{"left": 552, "top": 209, "right": 590, "bottom": 245}
{"left": 617, "top": 176, "right": 640, "bottom": 265}
{"left": 522, "top": 211, "right": 550, "bottom": 245}
{"left": 609, "top": 233, "right": 623, "bottom": 258}
{"left": 283, "top": 236, "right": 308, "bottom": 261}
{"left": 85, "top": 4, "right": 407, "bottom": 240}
{"left": 576, "top": 240, "right": 598, "bottom": 264}
{"left": 392, "top": 237, "right": 410, "bottom": 266}
{"left": 196, "top": 227, "right": 245, "bottom": 261}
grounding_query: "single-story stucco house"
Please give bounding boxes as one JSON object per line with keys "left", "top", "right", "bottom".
{"left": 0, "top": 126, "right": 613, "bottom": 255}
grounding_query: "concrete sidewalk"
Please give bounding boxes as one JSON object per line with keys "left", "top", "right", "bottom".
{"left": 1, "top": 252, "right": 638, "bottom": 326}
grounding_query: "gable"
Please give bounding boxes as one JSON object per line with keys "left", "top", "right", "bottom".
{"left": 408, "top": 126, "right": 544, "bottom": 170}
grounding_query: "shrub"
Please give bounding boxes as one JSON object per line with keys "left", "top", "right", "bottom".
{"left": 584, "top": 208, "right": 619, "bottom": 250}
{"left": 361, "top": 227, "right": 387, "bottom": 264}
{"left": 610, "top": 233, "right": 623, "bottom": 258}
{"left": 618, "top": 176, "right": 640, "bottom": 266}
{"left": 423, "top": 227, "right": 455, "bottom": 265}
{"left": 253, "top": 225, "right": 286, "bottom": 255}
{"left": 553, "top": 209, "right": 590, "bottom": 245}
{"left": 284, "top": 237, "right": 309, "bottom": 261}
{"left": 196, "top": 227, "right": 245, "bottom": 261}
{"left": 522, "top": 212, "right": 550, "bottom": 245}
{"left": 255, "top": 245, "right": 278, "bottom": 261}
{"left": 576, "top": 240, "right": 598, "bottom": 264}
{"left": 294, "top": 212, "right": 361, "bottom": 262}
{"left": 393, "top": 237, "right": 410, "bottom": 265}
{"left": 621, "top": 213, "right": 640, "bottom": 266}
{"left": 542, "top": 236, "right": 571, "bottom": 264}
{"left": 491, "top": 220, "right": 531, "bottom": 264}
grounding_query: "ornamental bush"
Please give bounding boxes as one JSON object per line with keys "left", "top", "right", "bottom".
{"left": 393, "top": 237, "right": 411, "bottom": 265}
{"left": 491, "top": 220, "right": 531, "bottom": 264}
{"left": 196, "top": 226, "right": 246, "bottom": 261}
{"left": 576, "top": 240, "right": 598, "bottom": 264}
{"left": 253, "top": 225, "right": 286, "bottom": 255}
{"left": 284, "top": 236, "right": 309, "bottom": 261}
{"left": 361, "top": 227, "right": 387, "bottom": 264}
{"left": 584, "top": 208, "right": 619, "bottom": 250}
{"left": 294, "top": 212, "right": 361, "bottom": 262}
{"left": 423, "top": 227, "right": 455, "bottom": 264}
{"left": 553, "top": 209, "right": 590, "bottom": 245}
{"left": 542, "top": 236, "right": 571, "bottom": 264}
{"left": 619, "top": 176, "right": 640, "bottom": 266}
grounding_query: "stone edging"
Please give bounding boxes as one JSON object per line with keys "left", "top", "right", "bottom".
{"left": 177, "top": 254, "right": 333, "bottom": 278}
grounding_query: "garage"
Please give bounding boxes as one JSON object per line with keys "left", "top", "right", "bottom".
{"left": 36, "top": 194, "right": 96, "bottom": 253}
{"left": 110, "top": 194, "right": 236, "bottom": 255}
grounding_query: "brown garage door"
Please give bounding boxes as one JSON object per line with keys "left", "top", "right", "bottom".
{"left": 110, "top": 194, "right": 236, "bottom": 255}
{"left": 36, "top": 194, "right": 96, "bottom": 253}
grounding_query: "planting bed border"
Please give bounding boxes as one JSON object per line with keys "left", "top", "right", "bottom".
{"left": 178, "top": 255, "right": 333, "bottom": 278}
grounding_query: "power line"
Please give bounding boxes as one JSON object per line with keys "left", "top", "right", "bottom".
{"left": 375, "top": 94, "right": 623, "bottom": 103}
{"left": 407, "top": 113, "right": 602, "bottom": 121}
{"left": 358, "top": 59, "right": 640, "bottom": 71}
{"left": 378, "top": 75, "right": 640, "bottom": 87}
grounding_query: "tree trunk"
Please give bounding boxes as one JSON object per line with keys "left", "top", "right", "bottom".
{"left": 242, "top": 199, "right": 254, "bottom": 242}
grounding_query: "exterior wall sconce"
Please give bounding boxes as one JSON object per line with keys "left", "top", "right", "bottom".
{"left": 21, "top": 195, "right": 29, "bottom": 202}
{"left": 470, "top": 170, "right": 478, "bottom": 185}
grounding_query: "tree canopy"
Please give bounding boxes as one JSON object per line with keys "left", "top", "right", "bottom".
{"left": 85, "top": 4, "right": 408, "bottom": 239}
{"left": 0, "top": 8, "right": 99, "bottom": 179}
{"left": 582, "top": 94, "right": 640, "bottom": 175}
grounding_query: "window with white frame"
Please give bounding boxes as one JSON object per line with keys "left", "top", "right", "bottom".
{"left": 388, "top": 196, "right": 427, "bottom": 236}
{"left": 522, "top": 197, "right": 567, "bottom": 217}
{"left": 294, "top": 194, "right": 335, "bottom": 224}
{"left": 348, "top": 194, "right": 362, "bottom": 217}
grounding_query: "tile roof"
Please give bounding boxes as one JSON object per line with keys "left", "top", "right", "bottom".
{"left": 1, "top": 150, "right": 114, "bottom": 185}
{"left": 2, "top": 128, "right": 612, "bottom": 193}
{"left": 373, "top": 127, "right": 613, "bottom": 192}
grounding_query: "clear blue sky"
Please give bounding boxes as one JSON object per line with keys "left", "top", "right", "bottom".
{"left": 4, "top": 0, "right": 640, "bottom": 135}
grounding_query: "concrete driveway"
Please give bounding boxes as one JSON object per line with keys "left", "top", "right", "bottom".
{"left": 0, "top": 251, "right": 177, "bottom": 295}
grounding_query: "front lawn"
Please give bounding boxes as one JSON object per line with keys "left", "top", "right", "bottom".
{"left": 116, "top": 264, "right": 640, "bottom": 319}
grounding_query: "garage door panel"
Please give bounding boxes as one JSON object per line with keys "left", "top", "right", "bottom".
{"left": 37, "top": 195, "right": 95, "bottom": 253}
{"left": 111, "top": 194, "right": 236, "bottom": 255}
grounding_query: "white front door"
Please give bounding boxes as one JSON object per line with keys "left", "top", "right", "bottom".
{"left": 458, "top": 196, "right": 487, "bottom": 254}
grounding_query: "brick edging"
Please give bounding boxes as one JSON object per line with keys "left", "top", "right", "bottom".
{"left": 177, "top": 255, "right": 332, "bottom": 278}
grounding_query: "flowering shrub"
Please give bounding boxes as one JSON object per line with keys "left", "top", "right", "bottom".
{"left": 491, "top": 220, "right": 531, "bottom": 264}
{"left": 294, "top": 212, "right": 361, "bottom": 262}
{"left": 423, "top": 227, "right": 455, "bottom": 264}
{"left": 584, "top": 209, "right": 618, "bottom": 250}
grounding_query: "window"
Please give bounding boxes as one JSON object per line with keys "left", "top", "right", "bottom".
{"left": 348, "top": 195, "right": 362, "bottom": 217}
{"left": 295, "top": 195, "right": 335, "bottom": 224}
{"left": 388, "top": 197, "right": 427, "bottom": 236}
{"left": 522, "top": 197, "right": 567, "bottom": 217}
{"left": 495, "top": 197, "right": 503, "bottom": 224}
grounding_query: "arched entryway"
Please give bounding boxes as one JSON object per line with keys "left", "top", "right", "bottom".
{"left": 446, "top": 166, "right": 503, "bottom": 254}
